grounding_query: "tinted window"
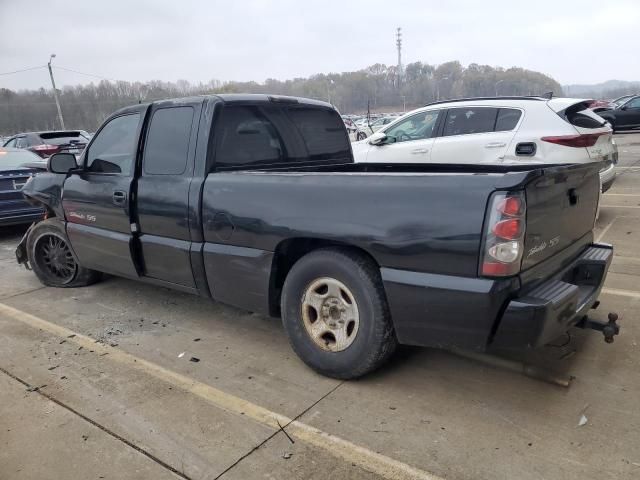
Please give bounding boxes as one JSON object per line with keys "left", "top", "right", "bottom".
{"left": 385, "top": 111, "right": 440, "bottom": 143}
{"left": 284, "top": 106, "right": 350, "bottom": 160}
{"left": 495, "top": 109, "right": 522, "bottom": 131}
{"left": 39, "top": 131, "right": 87, "bottom": 146}
{"left": 87, "top": 114, "right": 140, "bottom": 174}
{"left": 143, "top": 107, "right": 194, "bottom": 175}
{"left": 626, "top": 97, "right": 640, "bottom": 109}
{"left": 15, "top": 137, "right": 29, "bottom": 148}
{"left": 215, "top": 106, "right": 284, "bottom": 168}
{"left": 443, "top": 107, "right": 498, "bottom": 137}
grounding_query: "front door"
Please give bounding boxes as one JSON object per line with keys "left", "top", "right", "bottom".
{"left": 62, "top": 111, "right": 144, "bottom": 278}
{"left": 365, "top": 110, "right": 441, "bottom": 163}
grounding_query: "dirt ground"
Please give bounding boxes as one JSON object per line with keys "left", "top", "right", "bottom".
{"left": 1, "top": 134, "right": 639, "bottom": 480}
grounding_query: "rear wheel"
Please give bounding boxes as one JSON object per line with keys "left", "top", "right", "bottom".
{"left": 27, "top": 219, "right": 101, "bottom": 288}
{"left": 281, "top": 248, "right": 397, "bottom": 379}
{"left": 356, "top": 131, "right": 367, "bottom": 141}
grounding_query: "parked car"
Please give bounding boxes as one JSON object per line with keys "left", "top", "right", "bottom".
{"left": 352, "top": 96, "right": 617, "bottom": 192}
{"left": 343, "top": 117, "right": 368, "bottom": 141}
{"left": 0, "top": 148, "right": 45, "bottom": 226}
{"left": 3, "top": 130, "right": 89, "bottom": 158}
{"left": 16, "top": 94, "right": 617, "bottom": 378}
{"left": 597, "top": 95, "right": 640, "bottom": 132}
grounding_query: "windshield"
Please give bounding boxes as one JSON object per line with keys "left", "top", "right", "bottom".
{"left": 0, "top": 149, "right": 40, "bottom": 169}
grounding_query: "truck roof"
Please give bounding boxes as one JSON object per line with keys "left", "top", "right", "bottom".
{"left": 113, "top": 94, "right": 333, "bottom": 117}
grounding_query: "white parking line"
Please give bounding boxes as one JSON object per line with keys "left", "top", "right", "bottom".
{"left": 603, "top": 193, "right": 640, "bottom": 197}
{"left": 596, "top": 217, "right": 617, "bottom": 242}
{"left": 0, "top": 302, "right": 443, "bottom": 480}
{"left": 602, "top": 287, "right": 640, "bottom": 299}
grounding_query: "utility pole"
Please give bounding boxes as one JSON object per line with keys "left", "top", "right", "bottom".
{"left": 396, "top": 27, "right": 403, "bottom": 88}
{"left": 47, "top": 54, "right": 65, "bottom": 130}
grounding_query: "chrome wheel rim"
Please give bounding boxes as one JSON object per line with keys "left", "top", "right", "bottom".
{"left": 301, "top": 277, "right": 359, "bottom": 352}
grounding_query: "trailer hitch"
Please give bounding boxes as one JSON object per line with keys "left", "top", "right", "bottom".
{"left": 576, "top": 312, "right": 620, "bottom": 343}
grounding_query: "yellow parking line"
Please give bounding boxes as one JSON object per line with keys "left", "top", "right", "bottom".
{"left": 0, "top": 302, "right": 442, "bottom": 480}
{"left": 602, "top": 287, "right": 640, "bottom": 299}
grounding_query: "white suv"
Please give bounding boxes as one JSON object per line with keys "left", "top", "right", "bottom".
{"left": 352, "top": 97, "right": 617, "bottom": 191}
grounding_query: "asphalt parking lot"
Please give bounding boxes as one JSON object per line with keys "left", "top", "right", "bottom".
{"left": 1, "top": 134, "right": 640, "bottom": 480}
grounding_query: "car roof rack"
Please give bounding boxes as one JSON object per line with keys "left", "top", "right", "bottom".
{"left": 423, "top": 96, "right": 547, "bottom": 107}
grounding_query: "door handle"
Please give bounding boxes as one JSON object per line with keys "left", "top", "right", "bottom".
{"left": 485, "top": 142, "right": 506, "bottom": 149}
{"left": 410, "top": 148, "right": 429, "bottom": 155}
{"left": 112, "top": 190, "right": 127, "bottom": 206}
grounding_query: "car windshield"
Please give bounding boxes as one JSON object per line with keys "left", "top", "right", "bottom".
{"left": 0, "top": 149, "right": 40, "bottom": 169}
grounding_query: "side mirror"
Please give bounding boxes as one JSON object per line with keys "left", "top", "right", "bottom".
{"left": 369, "top": 131, "right": 388, "bottom": 146}
{"left": 620, "top": 105, "right": 628, "bottom": 111}
{"left": 48, "top": 153, "right": 78, "bottom": 174}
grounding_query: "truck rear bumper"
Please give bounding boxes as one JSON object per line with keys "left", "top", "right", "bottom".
{"left": 491, "top": 243, "right": 613, "bottom": 349}
{"left": 381, "top": 243, "right": 613, "bottom": 351}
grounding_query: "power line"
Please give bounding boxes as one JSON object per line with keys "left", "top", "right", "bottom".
{"left": 0, "top": 65, "right": 46, "bottom": 76}
{"left": 53, "top": 65, "right": 121, "bottom": 83}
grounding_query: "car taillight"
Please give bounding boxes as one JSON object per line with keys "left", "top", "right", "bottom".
{"left": 541, "top": 132, "right": 607, "bottom": 148}
{"left": 32, "top": 144, "right": 59, "bottom": 157}
{"left": 481, "top": 191, "right": 526, "bottom": 277}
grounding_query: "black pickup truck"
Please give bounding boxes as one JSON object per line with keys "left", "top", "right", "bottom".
{"left": 16, "top": 94, "right": 617, "bottom": 379}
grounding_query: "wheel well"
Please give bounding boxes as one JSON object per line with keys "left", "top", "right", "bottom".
{"left": 268, "top": 238, "right": 379, "bottom": 317}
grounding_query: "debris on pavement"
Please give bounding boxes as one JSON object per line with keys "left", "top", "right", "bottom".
{"left": 189, "top": 357, "right": 200, "bottom": 363}
{"left": 193, "top": 338, "right": 201, "bottom": 342}
{"left": 178, "top": 352, "right": 185, "bottom": 358}
{"left": 282, "top": 452, "right": 293, "bottom": 459}
{"left": 578, "top": 415, "right": 588, "bottom": 427}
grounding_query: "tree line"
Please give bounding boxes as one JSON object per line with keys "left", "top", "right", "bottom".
{"left": 0, "top": 61, "right": 563, "bottom": 135}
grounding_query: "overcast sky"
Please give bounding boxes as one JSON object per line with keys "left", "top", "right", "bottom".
{"left": 1, "top": 0, "right": 638, "bottom": 91}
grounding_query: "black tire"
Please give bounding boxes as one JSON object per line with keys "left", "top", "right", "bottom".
{"left": 281, "top": 248, "right": 397, "bottom": 379}
{"left": 356, "top": 131, "right": 367, "bottom": 141}
{"left": 27, "top": 219, "right": 101, "bottom": 288}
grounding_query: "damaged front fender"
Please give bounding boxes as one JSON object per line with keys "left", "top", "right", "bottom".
{"left": 16, "top": 172, "right": 68, "bottom": 268}
{"left": 21, "top": 171, "right": 67, "bottom": 219}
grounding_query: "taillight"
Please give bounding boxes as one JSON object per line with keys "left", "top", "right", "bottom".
{"left": 32, "top": 144, "right": 59, "bottom": 158}
{"left": 481, "top": 191, "right": 526, "bottom": 277}
{"left": 541, "top": 132, "right": 606, "bottom": 148}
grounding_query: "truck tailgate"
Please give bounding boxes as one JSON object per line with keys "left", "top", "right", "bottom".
{"left": 521, "top": 162, "right": 601, "bottom": 270}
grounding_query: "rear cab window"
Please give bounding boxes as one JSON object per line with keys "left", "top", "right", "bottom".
{"left": 214, "top": 103, "right": 350, "bottom": 170}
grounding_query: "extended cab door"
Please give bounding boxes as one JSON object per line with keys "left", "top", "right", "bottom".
{"left": 134, "top": 101, "right": 202, "bottom": 288}
{"left": 430, "top": 107, "right": 521, "bottom": 164}
{"left": 62, "top": 110, "right": 144, "bottom": 278}
{"left": 364, "top": 110, "right": 441, "bottom": 163}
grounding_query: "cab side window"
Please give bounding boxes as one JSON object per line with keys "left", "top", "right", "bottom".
{"left": 86, "top": 113, "right": 140, "bottom": 175}
{"left": 143, "top": 107, "right": 194, "bottom": 175}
